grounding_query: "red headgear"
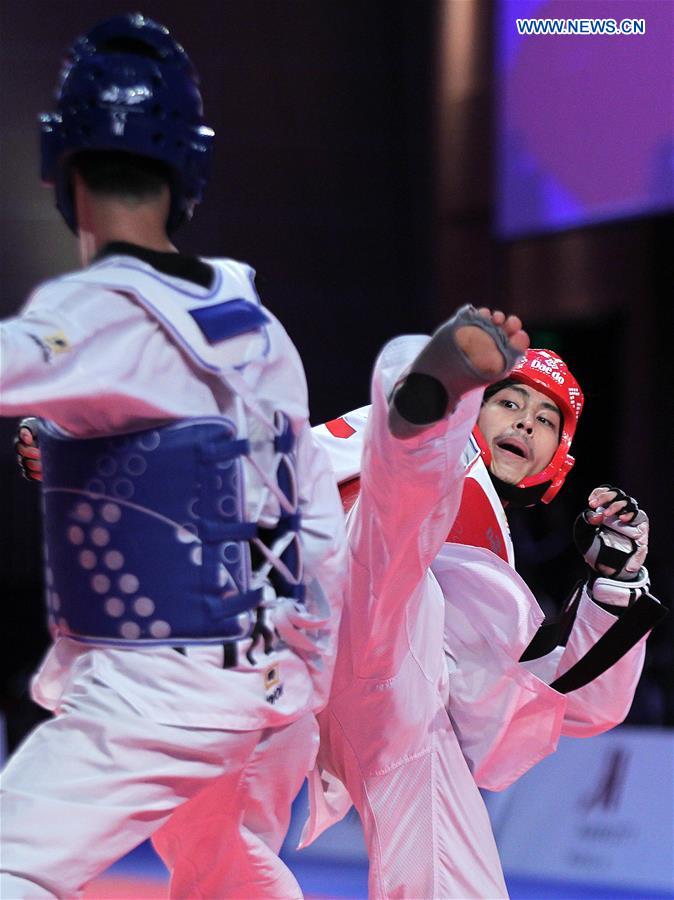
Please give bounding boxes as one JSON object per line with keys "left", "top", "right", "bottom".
{"left": 473, "top": 348, "right": 584, "bottom": 505}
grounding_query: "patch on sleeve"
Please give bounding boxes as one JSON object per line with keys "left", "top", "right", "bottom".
{"left": 27, "top": 330, "right": 71, "bottom": 361}
{"left": 45, "top": 331, "right": 71, "bottom": 354}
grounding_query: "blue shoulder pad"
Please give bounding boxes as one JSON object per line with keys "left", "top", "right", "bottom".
{"left": 189, "top": 298, "right": 270, "bottom": 345}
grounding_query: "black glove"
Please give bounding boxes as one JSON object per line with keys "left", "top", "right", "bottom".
{"left": 574, "top": 484, "right": 649, "bottom": 608}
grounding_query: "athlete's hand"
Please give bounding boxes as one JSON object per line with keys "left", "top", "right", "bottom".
{"left": 14, "top": 417, "right": 42, "bottom": 482}
{"left": 574, "top": 484, "right": 648, "bottom": 580}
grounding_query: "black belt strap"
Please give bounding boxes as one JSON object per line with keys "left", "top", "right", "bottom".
{"left": 520, "top": 580, "right": 584, "bottom": 662}
{"left": 172, "top": 643, "right": 238, "bottom": 666}
{"left": 549, "top": 593, "right": 666, "bottom": 694}
{"left": 171, "top": 611, "right": 278, "bottom": 669}
{"left": 223, "top": 643, "right": 238, "bottom": 667}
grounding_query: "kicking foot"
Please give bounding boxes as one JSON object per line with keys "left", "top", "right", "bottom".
{"left": 455, "top": 308, "right": 529, "bottom": 380}
{"left": 388, "top": 304, "right": 529, "bottom": 438}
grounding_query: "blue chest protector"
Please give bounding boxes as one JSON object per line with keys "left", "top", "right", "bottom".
{"left": 39, "top": 257, "right": 303, "bottom": 646}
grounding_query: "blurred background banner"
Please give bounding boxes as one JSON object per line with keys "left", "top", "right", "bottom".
{"left": 485, "top": 728, "right": 674, "bottom": 893}
{"left": 495, "top": 0, "right": 674, "bottom": 237}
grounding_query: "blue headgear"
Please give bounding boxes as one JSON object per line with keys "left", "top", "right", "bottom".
{"left": 40, "top": 13, "right": 214, "bottom": 234}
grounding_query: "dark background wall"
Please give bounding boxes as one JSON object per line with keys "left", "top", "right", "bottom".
{"left": 1, "top": 0, "right": 671, "bottom": 749}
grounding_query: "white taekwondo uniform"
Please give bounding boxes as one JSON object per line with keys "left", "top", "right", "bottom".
{"left": 304, "top": 334, "right": 651, "bottom": 900}
{"left": 0, "top": 247, "right": 346, "bottom": 899}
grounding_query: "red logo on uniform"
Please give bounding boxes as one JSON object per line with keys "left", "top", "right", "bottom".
{"left": 325, "top": 417, "right": 356, "bottom": 438}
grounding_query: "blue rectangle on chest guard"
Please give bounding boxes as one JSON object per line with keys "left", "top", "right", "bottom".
{"left": 188, "top": 299, "right": 270, "bottom": 344}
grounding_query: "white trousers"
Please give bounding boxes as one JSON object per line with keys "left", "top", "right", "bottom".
{"left": 360, "top": 726, "right": 508, "bottom": 899}
{"left": 0, "top": 675, "right": 317, "bottom": 899}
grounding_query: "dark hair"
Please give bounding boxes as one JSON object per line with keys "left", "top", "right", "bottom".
{"left": 482, "top": 379, "right": 513, "bottom": 402}
{"left": 70, "top": 150, "right": 171, "bottom": 202}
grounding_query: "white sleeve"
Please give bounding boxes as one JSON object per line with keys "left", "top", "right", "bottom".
{"left": 346, "top": 335, "right": 483, "bottom": 679}
{"left": 0, "top": 287, "right": 211, "bottom": 435}
{"left": 0, "top": 301, "right": 100, "bottom": 417}
{"left": 522, "top": 589, "right": 647, "bottom": 736}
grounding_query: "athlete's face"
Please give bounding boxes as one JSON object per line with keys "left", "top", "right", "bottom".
{"left": 477, "top": 384, "right": 561, "bottom": 484}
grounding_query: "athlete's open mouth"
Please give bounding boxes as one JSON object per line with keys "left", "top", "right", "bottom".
{"left": 496, "top": 438, "right": 529, "bottom": 459}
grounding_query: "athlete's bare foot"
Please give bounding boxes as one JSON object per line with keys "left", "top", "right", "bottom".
{"left": 455, "top": 308, "right": 529, "bottom": 380}
{"left": 388, "top": 304, "right": 530, "bottom": 438}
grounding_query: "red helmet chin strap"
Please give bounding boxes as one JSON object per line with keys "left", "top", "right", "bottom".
{"left": 472, "top": 424, "right": 493, "bottom": 470}
{"left": 539, "top": 453, "right": 575, "bottom": 503}
{"left": 473, "top": 423, "right": 575, "bottom": 506}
